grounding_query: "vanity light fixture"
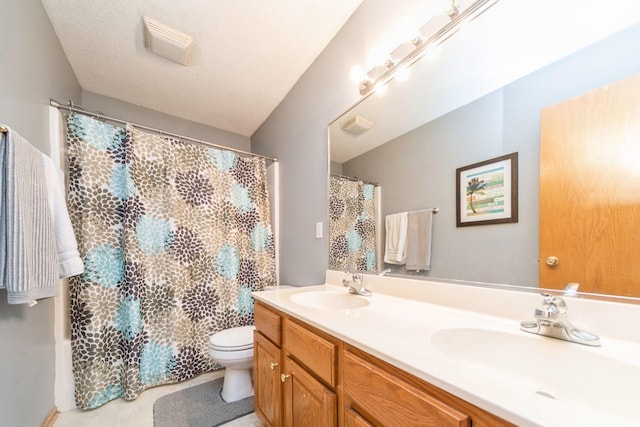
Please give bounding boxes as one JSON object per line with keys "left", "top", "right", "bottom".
{"left": 357, "top": 0, "right": 500, "bottom": 96}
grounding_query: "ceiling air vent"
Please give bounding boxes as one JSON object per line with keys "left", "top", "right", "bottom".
{"left": 143, "top": 17, "right": 193, "bottom": 66}
{"left": 341, "top": 115, "right": 374, "bottom": 135}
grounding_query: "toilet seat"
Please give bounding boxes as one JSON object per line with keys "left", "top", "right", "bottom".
{"left": 209, "top": 325, "right": 255, "bottom": 351}
{"left": 208, "top": 325, "right": 255, "bottom": 402}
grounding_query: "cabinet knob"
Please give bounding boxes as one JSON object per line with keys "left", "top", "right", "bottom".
{"left": 546, "top": 256, "right": 559, "bottom": 267}
{"left": 270, "top": 362, "right": 279, "bottom": 370}
{"left": 280, "top": 373, "right": 290, "bottom": 383}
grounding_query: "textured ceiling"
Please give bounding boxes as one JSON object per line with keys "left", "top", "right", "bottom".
{"left": 41, "top": 0, "right": 363, "bottom": 137}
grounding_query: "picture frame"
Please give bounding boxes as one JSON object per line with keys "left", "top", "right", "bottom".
{"left": 456, "top": 152, "right": 518, "bottom": 227}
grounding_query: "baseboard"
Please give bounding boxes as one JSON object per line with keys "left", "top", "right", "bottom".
{"left": 42, "top": 406, "right": 59, "bottom": 427}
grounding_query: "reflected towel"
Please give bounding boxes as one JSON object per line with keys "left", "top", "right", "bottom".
{"left": 0, "top": 128, "right": 59, "bottom": 305}
{"left": 406, "top": 210, "right": 433, "bottom": 271}
{"left": 41, "top": 153, "right": 84, "bottom": 278}
{"left": 384, "top": 212, "right": 408, "bottom": 264}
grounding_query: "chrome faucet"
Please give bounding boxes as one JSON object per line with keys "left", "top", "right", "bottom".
{"left": 342, "top": 272, "right": 373, "bottom": 296}
{"left": 520, "top": 293, "right": 600, "bottom": 346}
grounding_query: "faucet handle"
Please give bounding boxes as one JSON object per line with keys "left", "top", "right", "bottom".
{"left": 538, "top": 293, "right": 567, "bottom": 315}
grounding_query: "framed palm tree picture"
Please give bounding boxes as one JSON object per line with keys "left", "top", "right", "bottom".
{"left": 456, "top": 152, "right": 518, "bottom": 227}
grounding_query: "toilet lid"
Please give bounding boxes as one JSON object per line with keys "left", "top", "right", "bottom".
{"left": 210, "top": 325, "right": 255, "bottom": 350}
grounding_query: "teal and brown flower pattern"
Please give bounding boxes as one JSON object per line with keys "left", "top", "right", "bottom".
{"left": 67, "top": 114, "right": 276, "bottom": 409}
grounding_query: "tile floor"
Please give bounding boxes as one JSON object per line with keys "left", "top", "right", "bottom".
{"left": 54, "top": 370, "right": 264, "bottom": 427}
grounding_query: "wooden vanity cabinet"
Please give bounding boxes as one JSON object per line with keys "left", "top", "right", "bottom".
{"left": 254, "top": 301, "right": 514, "bottom": 427}
{"left": 343, "top": 348, "right": 469, "bottom": 426}
{"left": 282, "top": 316, "right": 340, "bottom": 426}
{"left": 343, "top": 345, "right": 514, "bottom": 427}
{"left": 254, "top": 301, "right": 339, "bottom": 427}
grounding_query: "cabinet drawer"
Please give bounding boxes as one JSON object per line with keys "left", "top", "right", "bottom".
{"left": 255, "top": 302, "right": 282, "bottom": 346}
{"left": 284, "top": 319, "right": 337, "bottom": 387}
{"left": 345, "top": 409, "right": 373, "bottom": 427}
{"left": 344, "top": 351, "right": 470, "bottom": 427}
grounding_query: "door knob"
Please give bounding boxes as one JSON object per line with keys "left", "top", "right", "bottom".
{"left": 280, "top": 373, "right": 290, "bottom": 383}
{"left": 545, "top": 256, "right": 559, "bottom": 267}
{"left": 269, "top": 362, "right": 278, "bottom": 370}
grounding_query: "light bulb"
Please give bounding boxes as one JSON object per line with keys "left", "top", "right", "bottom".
{"left": 424, "top": 45, "right": 442, "bottom": 63}
{"left": 395, "top": 67, "right": 411, "bottom": 83}
{"left": 349, "top": 65, "right": 365, "bottom": 84}
{"left": 374, "top": 82, "right": 388, "bottom": 96}
{"left": 368, "top": 44, "right": 387, "bottom": 68}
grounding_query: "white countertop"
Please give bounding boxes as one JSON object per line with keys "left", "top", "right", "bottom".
{"left": 253, "top": 271, "right": 640, "bottom": 427}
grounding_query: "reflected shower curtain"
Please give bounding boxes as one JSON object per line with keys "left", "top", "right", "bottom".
{"left": 66, "top": 114, "right": 276, "bottom": 409}
{"left": 328, "top": 175, "right": 377, "bottom": 271}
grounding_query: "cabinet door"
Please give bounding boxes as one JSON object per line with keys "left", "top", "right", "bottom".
{"left": 282, "top": 356, "right": 337, "bottom": 427}
{"left": 254, "top": 332, "right": 282, "bottom": 427}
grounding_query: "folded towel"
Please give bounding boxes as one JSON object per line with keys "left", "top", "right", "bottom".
{"left": 384, "top": 212, "right": 408, "bottom": 264}
{"left": 406, "top": 210, "right": 433, "bottom": 271}
{"left": 41, "top": 153, "right": 84, "bottom": 279}
{"left": 0, "top": 128, "right": 59, "bottom": 305}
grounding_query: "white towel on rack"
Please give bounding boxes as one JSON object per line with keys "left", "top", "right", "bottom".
{"left": 384, "top": 212, "right": 408, "bottom": 264}
{"left": 41, "top": 153, "right": 84, "bottom": 279}
{"left": 0, "top": 128, "right": 59, "bottom": 305}
{"left": 406, "top": 210, "right": 433, "bottom": 271}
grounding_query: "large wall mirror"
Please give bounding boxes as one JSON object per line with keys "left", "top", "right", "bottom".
{"left": 328, "top": 0, "right": 640, "bottom": 298}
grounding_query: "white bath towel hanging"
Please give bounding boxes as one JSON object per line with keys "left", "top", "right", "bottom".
{"left": 384, "top": 212, "right": 408, "bottom": 264}
{"left": 41, "top": 153, "right": 84, "bottom": 279}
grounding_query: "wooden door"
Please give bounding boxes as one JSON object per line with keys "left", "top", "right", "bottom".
{"left": 540, "top": 72, "right": 640, "bottom": 296}
{"left": 282, "top": 356, "right": 337, "bottom": 427}
{"left": 254, "top": 332, "right": 282, "bottom": 427}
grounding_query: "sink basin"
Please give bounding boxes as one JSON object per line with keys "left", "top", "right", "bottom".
{"left": 290, "top": 290, "right": 370, "bottom": 310}
{"left": 431, "top": 327, "right": 640, "bottom": 418}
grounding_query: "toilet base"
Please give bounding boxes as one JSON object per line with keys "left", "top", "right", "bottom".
{"left": 221, "top": 367, "right": 254, "bottom": 403}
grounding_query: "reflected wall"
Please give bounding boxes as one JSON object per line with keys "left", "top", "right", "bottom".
{"left": 336, "top": 25, "right": 640, "bottom": 287}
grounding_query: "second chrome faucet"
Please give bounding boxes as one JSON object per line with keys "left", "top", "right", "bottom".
{"left": 342, "top": 272, "right": 373, "bottom": 296}
{"left": 520, "top": 293, "right": 600, "bottom": 346}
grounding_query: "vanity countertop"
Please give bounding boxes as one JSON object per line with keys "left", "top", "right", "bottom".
{"left": 252, "top": 271, "right": 640, "bottom": 427}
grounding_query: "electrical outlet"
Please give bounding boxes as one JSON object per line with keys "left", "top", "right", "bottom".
{"left": 315, "top": 222, "right": 323, "bottom": 239}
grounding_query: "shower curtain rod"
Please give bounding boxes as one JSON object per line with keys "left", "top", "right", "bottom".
{"left": 330, "top": 173, "right": 379, "bottom": 186}
{"left": 49, "top": 98, "right": 278, "bottom": 162}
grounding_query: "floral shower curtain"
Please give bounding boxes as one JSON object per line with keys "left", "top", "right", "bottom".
{"left": 66, "top": 113, "right": 276, "bottom": 409}
{"left": 328, "top": 175, "right": 377, "bottom": 271}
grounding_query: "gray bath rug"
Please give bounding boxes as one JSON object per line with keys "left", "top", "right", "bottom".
{"left": 153, "top": 378, "right": 254, "bottom": 427}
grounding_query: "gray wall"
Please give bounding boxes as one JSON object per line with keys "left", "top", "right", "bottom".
{"left": 251, "top": 0, "right": 432, "bottom": 285}
{"left": 344, "top": 90, "right": 529, "bottom": 284}
{"left": 252, "top": 0, "right": 640, "bottom": 287}
{"left": 342, "top": 24, "right": 640, "bottom": 286}
{"left": 81, "top": 91, "right": 251, "bottom": 152}
{"left": 0, "top": 0, "right": 81, "bottom": 425}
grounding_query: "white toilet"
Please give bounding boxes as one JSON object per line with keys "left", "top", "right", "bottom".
{"left": 209, "top": 325, "right": 256, "bottom": 402}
